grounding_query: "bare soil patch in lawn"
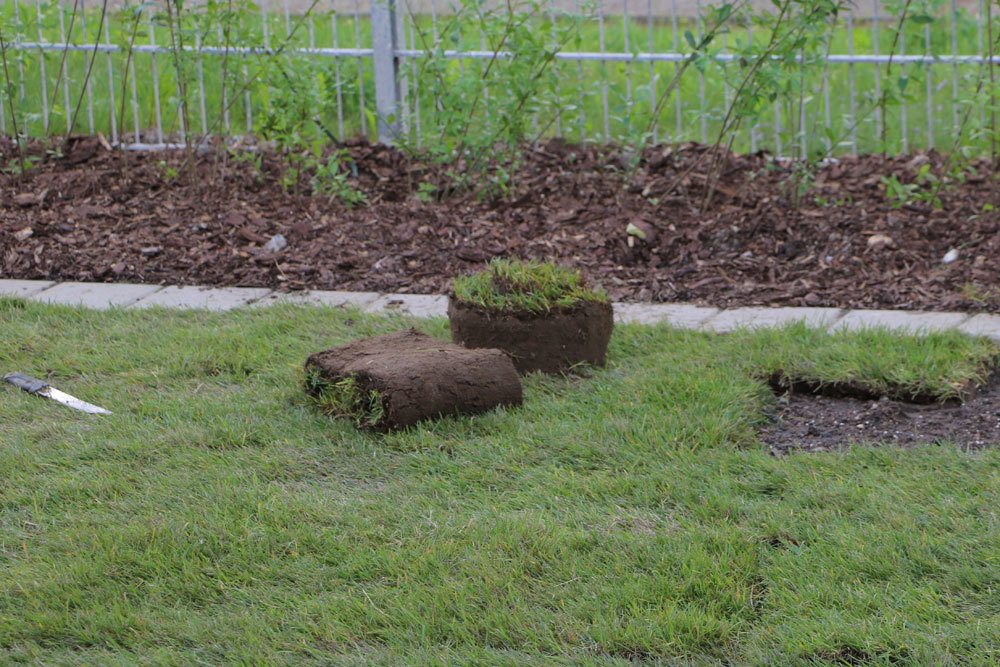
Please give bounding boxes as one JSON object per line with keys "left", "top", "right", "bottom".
{"left": 762, "top": 376, "right": 1000, "bottom": 453}
{"left": 3, "top": 137, "right": 999, "bottom": 312}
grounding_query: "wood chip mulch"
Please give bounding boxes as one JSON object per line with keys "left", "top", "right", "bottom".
{"left": 2, "top": 136, "right": 998, "bottom": 312}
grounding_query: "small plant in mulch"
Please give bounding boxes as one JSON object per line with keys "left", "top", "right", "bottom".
{"left": 449, "top": 259, "right": 614, "bottom": 374}
{"left": 305, "top": 329, "right": 522, "bottom": 431}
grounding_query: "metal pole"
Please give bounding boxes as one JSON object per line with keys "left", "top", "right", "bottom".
{"left": 371, "top": 0, "right": 400, "bottom": 144}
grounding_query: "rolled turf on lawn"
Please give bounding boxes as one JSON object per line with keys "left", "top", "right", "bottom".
{"left": 305, "top": 329, "right": 522, "bottom": 430}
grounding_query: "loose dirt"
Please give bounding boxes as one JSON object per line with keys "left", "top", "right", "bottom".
{"left": 761, "top": 378, "right": 1000, "bottom": 453}
{"left": 448, "top": 298, "right": 614, "bottom": 374}
{"left": 305, "top": 329, "right": 522, "bottom": 430}
{"left": 3, "top": 137, "right": 999, "bottom": 312}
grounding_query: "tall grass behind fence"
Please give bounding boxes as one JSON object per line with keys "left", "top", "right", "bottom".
{"left": 0, "top": 0, "right": 997, "bottom": 157}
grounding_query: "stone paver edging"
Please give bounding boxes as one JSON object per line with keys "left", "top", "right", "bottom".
{"left": 2, "top": 279, "right": 997, "bottom": 342}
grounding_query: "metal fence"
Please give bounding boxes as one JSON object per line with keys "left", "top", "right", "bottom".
{"left": 1, "top": 0, "right": 997, "bottom": 156}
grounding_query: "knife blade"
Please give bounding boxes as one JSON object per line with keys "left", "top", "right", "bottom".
{"left": 4, "top": 373, "right": 112, "bottom": 415}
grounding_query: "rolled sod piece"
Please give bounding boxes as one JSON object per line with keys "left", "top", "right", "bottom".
{"left": 305, "top": 329, "right": 522, "bottom": 430}
{"left": 449, "top": 259, "right": 614, "bottom": 374}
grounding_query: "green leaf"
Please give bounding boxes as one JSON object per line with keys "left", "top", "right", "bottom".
{"left": 626, "top": 222, "right": 647, "bottom": 240}
{"left": 684, "top": 30, "right": 697, "bottom": 50}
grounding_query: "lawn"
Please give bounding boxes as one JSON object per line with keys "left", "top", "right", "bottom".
{"left": 1, "top": 297, "right": 999, "bottom": 663}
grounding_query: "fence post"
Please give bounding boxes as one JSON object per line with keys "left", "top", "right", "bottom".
{"left": 371, "top": 0, "right": 401, "bottom": 144}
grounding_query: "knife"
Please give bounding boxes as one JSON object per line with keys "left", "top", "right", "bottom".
{"left": 4, "top": 373, "right": 112, "bottom": 415}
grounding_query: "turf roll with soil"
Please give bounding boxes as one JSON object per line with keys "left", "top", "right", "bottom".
{"left": 449, "top": 259, "right": 614, "bottom": 374}
{"left": 305, "top": 329, "right": 522, "bottom": 430}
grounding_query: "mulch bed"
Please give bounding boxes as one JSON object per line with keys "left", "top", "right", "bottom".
{"left": 761, "top": 379, "right": 1000, "bottom": 453}
{"left": 2, "top": 136, "right": 999, "bottom": 311}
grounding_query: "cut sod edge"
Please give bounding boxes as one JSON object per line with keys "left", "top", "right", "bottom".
{"left": 305, "top": 369, "right": 387, "bottom": 428}
{"left": 448, "top": 297, "right": 614, "bottom": 374}
{"left": 765, "top": 369, "right": 992, "bottom": 405}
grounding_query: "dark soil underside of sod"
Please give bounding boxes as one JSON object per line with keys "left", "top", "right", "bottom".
{"left": 761, "top": 378, "right": 1000, "bottom": 453}
{"left": 2, "top": 137, "right": 999, "bottom": 311}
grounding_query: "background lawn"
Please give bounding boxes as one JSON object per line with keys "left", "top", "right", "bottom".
{"left": 1, "top": 298, "right": 999, "bottom": 663}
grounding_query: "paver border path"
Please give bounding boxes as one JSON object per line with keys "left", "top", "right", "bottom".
{"left": 3, "top": 279, "right": 998, "bottom": 342}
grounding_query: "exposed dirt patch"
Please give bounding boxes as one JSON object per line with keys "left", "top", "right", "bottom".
{"left": 2, "top": 137, "right": 999, "bottom": 311}
{"left": 305, "top": 329, "right": 522, "bottom": 430}
{"left": 448, "top": 298, "right": 613, "bottom": 374}
{"left": 761, "top": 377, "right": 1000, "bottom": 453}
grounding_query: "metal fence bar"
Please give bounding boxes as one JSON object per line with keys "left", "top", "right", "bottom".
{"left": 195, "top": 32, "right": 207, "bottom": 136}
{"left": 215, "top": 18, "right": 231, "bottom": 136}
{"left": 979, "top": 0, "right": 986, "bottom": 136}
{"left": 575, "top": 0, "right": 586, "bottom": 140}
{"left": 58, "top": 2, "right": 71, "bottom": 133}
{"left": 822, "top": 14, "right": 832, "bottom": 154}
{"left": 19, "top": 41, "right": 1000, "bottom": 65}
{"left": 80, "top": 0, "right": 95, "bottom": 133}
{"left": 478, "top": 13, "right": 490, "bottom": 136}
{"left": 696, "top": 0, "right": 706, "bottom": 143}
{"left": 846, "top": 5, "right": 856, "bottom": 154}
{"left": 872, "top": 0, "right": 882, "bottom": 147}
{"left": 408, "top": 0, "right": 421, "bottom": 146}
{"left": 551, "top": 0, "right": 563, "bottom": 138}
{"left": 372, "top": 0, "right": 401, "bottom": 142}
{"left": 148, "top": 9, "right": 164, "bottom": 143}
{"left": 330, "top": 11, "right": 344, "bottom": 140}
{"left": 924, "top": 22, "right": 933, "bottom": 149}
{"left": 261, "top": 0, "right": 272, "bottom": 117}
{"left": 899, "top": 17, "right": 908, "bottom": 153}
{"left": 951, "top": 0, "right": 960, "bottom": 142}
{"left": 598, "top": 1, "right": 610, "bottom": 141}
{"left": 747, "top": 16, "right": 756, "bottom": 152}
{"left": 354, "top": 0, "right": 367, "bottom": 136}
{"left": 241, "top": 13, "right": 252, "bottom": 134}
{"left": 671, "top": 0, "right": 680, "bottom": 141}
{"left": 129, "top": 31, "right": 140, "bottom": 141}
{"left": 623, "top": 0, "right": 633, "bottom": 127}
{"left": 34, "top": 0, "right": 49, "bottom": 132}
{"left": 103, "top": 6, "right": 117, "bottom": 143}
{"left": 12, "top": 0, "right": 25, "bottom": 101}
{"left": 722, "top": 25, "right": 731, "bottom": 146}
{"left": 647, "top": 0, "right": 656, "bottom": 143}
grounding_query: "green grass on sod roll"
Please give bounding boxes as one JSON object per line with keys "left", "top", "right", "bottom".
{"left": 1, "top": 297, "right": 999, "bottom": 663}
{"left": 452, "top": 258, "right": 609, "bottom": 313}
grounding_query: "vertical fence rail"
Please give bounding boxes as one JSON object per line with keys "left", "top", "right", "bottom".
{"left": 372, "top": 0, "right": 400, "bottom": 142}
{"left": 33, "top": 0, "right": 48, "bottom": 132}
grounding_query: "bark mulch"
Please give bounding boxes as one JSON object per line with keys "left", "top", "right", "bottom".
{"left": 3, "top": 136, "right": 999, "bottom": 311}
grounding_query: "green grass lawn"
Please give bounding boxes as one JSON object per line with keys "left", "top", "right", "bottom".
{"left": 2, "top": 297, "right": 1000, "bottom": 663}
{"left": 2, "top": 1, "right": 996, "bottom": 156}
